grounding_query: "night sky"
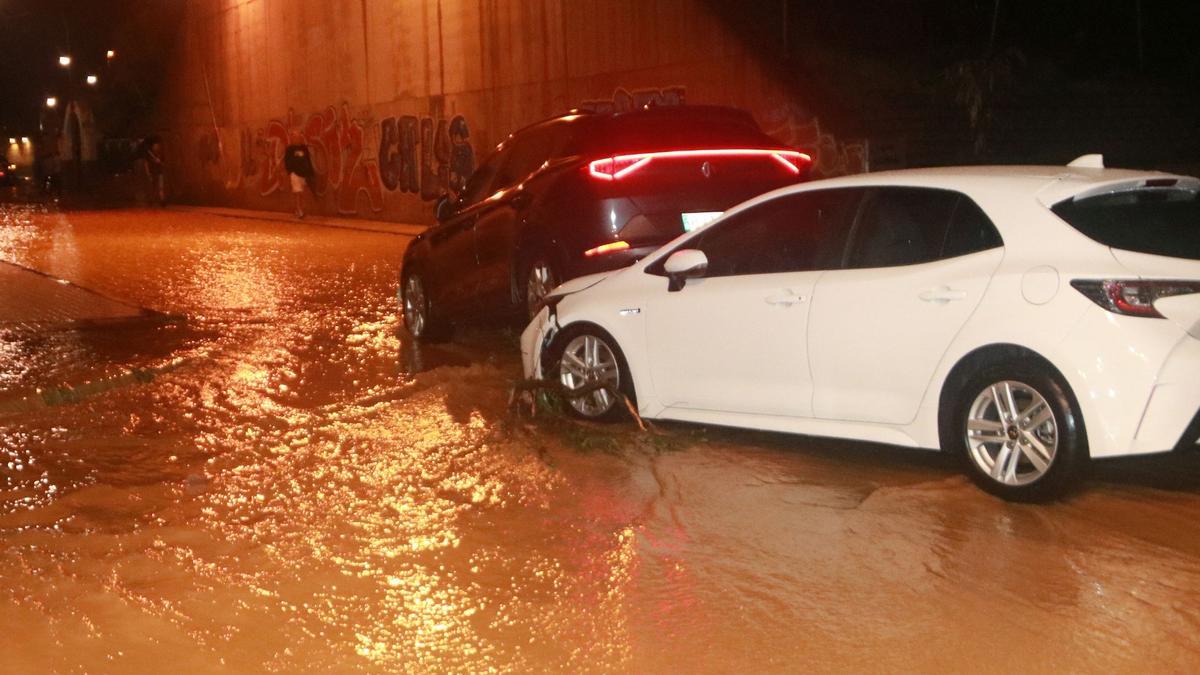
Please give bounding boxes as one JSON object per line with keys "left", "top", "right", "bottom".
{"left": 2, "top": 0, "right": 1197, "bottom": 138}
{"left": 0, "top": 0, "right": 179, "bottom": 138}
{"left": 714, "top": 0, "right": 1200, "bottom": 79}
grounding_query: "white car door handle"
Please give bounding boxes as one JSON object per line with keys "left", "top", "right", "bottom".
{"left": 765, "top": 291, "right": 806, "bottom": 306}
{"left": 919, "top": 287, "right": 968, "bottom": 303}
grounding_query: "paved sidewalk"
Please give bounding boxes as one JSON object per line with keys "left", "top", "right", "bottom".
{"left": 0, "top": 261, "right": 152, "bottom": 328}
{"left": 169, "top": 205, "right": 427, "bottom": 237}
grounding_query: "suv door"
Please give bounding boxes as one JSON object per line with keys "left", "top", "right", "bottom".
{"left": 808, "top": 188, "right": 1004, "bottom": 424}
{"left": 473, "top": 123, "right": 572, "bottom": 311}
{"left": 644, "top": 189, "right": 861, "bottom": 416}
{"left": 427, "top": 146, "right": 508, "bottom": 313}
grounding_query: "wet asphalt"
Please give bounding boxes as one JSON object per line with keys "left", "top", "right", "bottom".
{"left": 1, "top": 202, "right": 1199, "bottom": 673}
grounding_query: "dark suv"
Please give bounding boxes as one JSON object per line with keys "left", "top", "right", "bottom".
{"left": 400, "top": 105, "right": 810, "bottom": 340}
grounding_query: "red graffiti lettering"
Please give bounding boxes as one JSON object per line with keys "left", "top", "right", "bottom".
{"left": 253, "top": 104, "right": 384, "bottom": 214}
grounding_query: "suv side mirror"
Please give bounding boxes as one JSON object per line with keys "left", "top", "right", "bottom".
{"left": 664, "top": 249, "right": 708, "bottom": 292}
{"left": 435, "top": 194, "right": 454, "bottom": 222}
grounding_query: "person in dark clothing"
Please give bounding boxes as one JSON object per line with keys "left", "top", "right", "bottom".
{"left": 284, "top": 142, "right": 316, "bottom": 218}
{"left": 144, "top": 139, "right": 165, "bottom": 206}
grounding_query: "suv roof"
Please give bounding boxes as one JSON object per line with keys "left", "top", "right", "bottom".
{"left": 499, "top": 105, "right": 782, "bottom": 156}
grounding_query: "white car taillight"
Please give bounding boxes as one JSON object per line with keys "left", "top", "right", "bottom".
{"left": 1070, "top": 279, "right": 1200, "bottom": 318}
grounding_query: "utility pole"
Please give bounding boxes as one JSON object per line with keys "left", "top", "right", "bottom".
{"left": 1135, "top": 0, "right": 1145, "bottom": 74}
{"left": 782, "top": 0, "right": 789, "bottom": 57}
{"left": 988, "top": 0, "right": 1001, "bottom": 55}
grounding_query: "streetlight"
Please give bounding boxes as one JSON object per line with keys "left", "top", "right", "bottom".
{"left": 86, "top": 75, "right": 98, "bottom": 86}
{"left": 106, "top": 49, "right": 115, "bottom": 60}
{"left": 58, "top": 55, "right": 72, "bottom": 67}
{"left": 7, "top": 138, "right": 14, "bottom": 145}
{"left": 21, "top": 137, "right": 30, "bottom": 144}
{"left": 45, "top": 97, "right": 58, "bottom": 108}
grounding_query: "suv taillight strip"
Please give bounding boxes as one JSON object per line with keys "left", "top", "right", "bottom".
{"left": 588, "top": 149, "right": 811, "bottom": 181}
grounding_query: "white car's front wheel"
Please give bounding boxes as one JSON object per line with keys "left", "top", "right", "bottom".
{"left": 950, "top": 363, "right": 1085, "bottom": 502}
{"left": 552, "top": 326, "right": 633, "bottom": 422}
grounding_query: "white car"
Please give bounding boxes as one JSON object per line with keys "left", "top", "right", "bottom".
{"left": 521, "top": 156, "right": 1200, "bottom": 501}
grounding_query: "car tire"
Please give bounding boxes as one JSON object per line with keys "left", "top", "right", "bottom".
{"left": 401, "top": 271, "right": 450, "bottom": 343}
{"left": 549, "top": 324, "right": 635, "bottom": 422}
{"left": 945, "top": 361, "right": 1085, "bottom": 502}
{"left": 522, "top": 255, "right": 560, "bottom": 321}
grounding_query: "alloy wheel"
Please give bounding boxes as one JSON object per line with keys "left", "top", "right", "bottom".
{"left": 403, "top": 274, "right": 427, "bottom": 337}
{"left": 558, "top": 334, "right": 621, "bottom": 417}
{"left": 964, "top": 380, "right": 1058, "bottom": 486}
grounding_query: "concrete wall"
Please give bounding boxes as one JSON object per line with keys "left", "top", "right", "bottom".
{"left": 163, "top": 0, "right": 863, "bottom": 223}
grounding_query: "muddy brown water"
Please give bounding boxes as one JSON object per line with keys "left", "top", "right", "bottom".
{"left": 2, "top": 204, "right": 1199, "bottom": 672}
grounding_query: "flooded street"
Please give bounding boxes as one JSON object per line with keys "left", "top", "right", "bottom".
{"left": 2, "top": 203, "right": 1199, "bottom": 673}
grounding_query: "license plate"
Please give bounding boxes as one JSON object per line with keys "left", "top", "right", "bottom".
{"left": 681, "top": 211, "right": 722, "bottom": 232}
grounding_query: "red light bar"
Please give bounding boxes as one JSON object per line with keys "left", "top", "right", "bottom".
{"left": 583, "top": 240, "right": 631, "bottom": 257}
{"left": 770, "top": 153, "right": 804, "bottom": 174}
{"left": 588, "top": 149, "right": 812, "bottom": 181}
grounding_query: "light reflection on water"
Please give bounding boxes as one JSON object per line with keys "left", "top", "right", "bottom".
{"left": 1, "top": 205, "right": 1199, "bottom": 672}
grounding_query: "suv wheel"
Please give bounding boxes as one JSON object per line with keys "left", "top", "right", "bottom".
{"left": 402, "top": 272, "right": 449, "bottom": 342}
{"left": 524, "top": 257, "right": 559, "bottom": 320}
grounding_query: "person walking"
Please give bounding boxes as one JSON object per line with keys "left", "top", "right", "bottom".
{"left": 284, "top": 141, "right": 316, "bottom": 218}
{"left": 144, "top": 139, "right": 166, "bottom": 206}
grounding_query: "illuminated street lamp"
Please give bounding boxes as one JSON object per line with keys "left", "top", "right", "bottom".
{"left": 7, "top": 138, "right": 14, "bottom": 145}
{"left": 106, "top": 49, "right": 115, "bottom": 60}
{"left": 86, "top": 75, "right": 98, "bottom": 86}
{"left": 45, "top": 97, "right": 58, "bottom": 108}
{"left": 21, "top": 137, "right": 30, "bottom": 144}
{"left": 58, "top": 55, "right": 72, "bottom": 67}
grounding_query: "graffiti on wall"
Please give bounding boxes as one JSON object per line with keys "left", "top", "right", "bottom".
{"left": 378, "top": 113, "right": 474, "bottom": 201}
{"left": 195, "top": 102, "right": 475, "bottom": 215}
{"left": 252, "top": 105, "right": 384, "bottom": 214}
{"left": 760, "top": 100, "right": 869, "bottom": 177}
{"left": 197, "top": 127, "right": 259, "bottom": 191}
{"left": 578, "top": 86, "right": 687, "bottom": 114}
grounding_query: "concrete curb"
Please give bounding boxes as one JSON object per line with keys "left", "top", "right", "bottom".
{"left": 168, "top": 205, "right": 428, "bottom": 237}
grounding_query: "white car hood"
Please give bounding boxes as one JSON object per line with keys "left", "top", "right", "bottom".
{"left": 549, "top": 270, "right": 616, "bottom": 298}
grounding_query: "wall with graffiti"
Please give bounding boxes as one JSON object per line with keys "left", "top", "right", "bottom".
{"left": 167, "top": 0, "right": 870, "bottom": 223}
{"left": 193, "top": 101, "right": 474, "bottom": 217}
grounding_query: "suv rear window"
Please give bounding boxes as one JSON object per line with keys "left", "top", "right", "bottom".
{"left": 1052, "top": 189, "right": 1200, "bottom": 260}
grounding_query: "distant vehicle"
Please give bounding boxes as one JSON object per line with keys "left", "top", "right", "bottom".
{"left": 0, "top": 161, "right": 16, "bottom": 187}
{"left": 522, "top": 157, "right": 1200, "bottom": 502}
{"left": 400, "top": 105, "right": 810, "bottom": 340}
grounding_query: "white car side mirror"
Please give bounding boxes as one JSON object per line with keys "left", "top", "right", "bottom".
{"left": 664, "top": 249, "right": 708, "bottom": 292}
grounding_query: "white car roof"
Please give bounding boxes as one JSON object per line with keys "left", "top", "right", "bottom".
{"left": 789, "top": 164, "right": 1198, "bottom": 207}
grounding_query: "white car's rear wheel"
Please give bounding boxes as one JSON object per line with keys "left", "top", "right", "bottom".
{"left": 951, "top": 363, "right": 1085, "bottom": 502}
{"left": 965, "top": 381, "right": 1058, "bottom": 486}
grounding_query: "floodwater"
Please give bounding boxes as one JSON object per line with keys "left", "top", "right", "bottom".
{"left": 2, "top": 202, "right": 1199, "bottom": 673}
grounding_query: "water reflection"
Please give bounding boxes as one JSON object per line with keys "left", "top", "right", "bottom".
{"left": 2, "top": 204, "right": 1199, "bottom": 672}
